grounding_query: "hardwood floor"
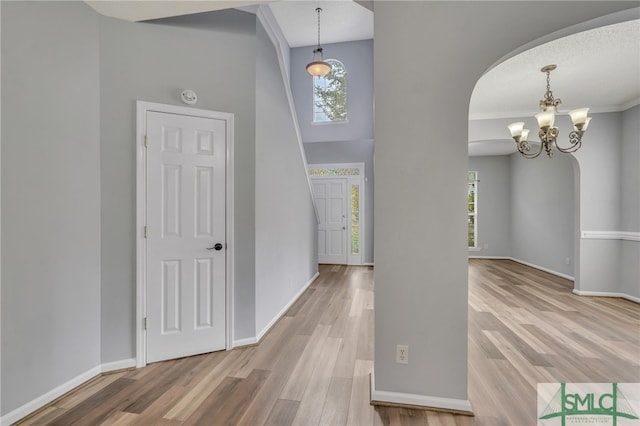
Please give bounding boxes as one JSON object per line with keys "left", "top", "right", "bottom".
{"left": 16, "top": 260, "right": 639, "bottom": 425}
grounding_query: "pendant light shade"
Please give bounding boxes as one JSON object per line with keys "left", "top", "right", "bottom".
{"left": 306, "top": 8, "right": 331, "bottom": 77}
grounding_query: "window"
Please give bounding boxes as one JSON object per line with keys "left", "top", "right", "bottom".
{"left": 468, "top": 171, "right": 478, "bottom": 248}
{"left": 351, "top": 184, "right": 360, "bottom": 255}
{"left": 313, "top": 59, "right": 347, "bottom": 123}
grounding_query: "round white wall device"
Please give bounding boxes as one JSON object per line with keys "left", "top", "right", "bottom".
{"left": 181, "top": 89, "right": 198, "bottom": 105}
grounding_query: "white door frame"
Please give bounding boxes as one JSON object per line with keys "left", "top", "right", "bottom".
{"left": 136, "top": 101, "right": 234, "bottom": 368}
{"left": 308, "top": 162, "right": 365, "bottom": 266}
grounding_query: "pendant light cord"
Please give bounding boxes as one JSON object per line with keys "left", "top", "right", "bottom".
{"left": 316, "top": 7, "right": 322, "bottom": 49}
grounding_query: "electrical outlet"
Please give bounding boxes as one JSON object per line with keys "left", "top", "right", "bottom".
{"left": 484, "top": 243, "right": 489, "bottom": 250}
{"left": 565, "top": 257, "right": 570, "bottom": 265}
{"left": 396, "top": 344, "right": 408, "bottom": 364}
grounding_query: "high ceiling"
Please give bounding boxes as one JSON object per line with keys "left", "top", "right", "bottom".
{"left": 84, "top": 1, "right": 639, "bottom": 156}
{"left": 268, "top": 1, "right": 373, "bottom": 48}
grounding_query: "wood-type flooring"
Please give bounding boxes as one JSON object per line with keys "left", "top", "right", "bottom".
{"left": 16, "top": 260, "right": 640, "bottom": 425}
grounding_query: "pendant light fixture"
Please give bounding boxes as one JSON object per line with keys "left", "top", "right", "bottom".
{"left": 306, "top": 7, "right": 331, "bottom": 77}
{"left": 508, "top": 65, "right": 592, "bottom": 159}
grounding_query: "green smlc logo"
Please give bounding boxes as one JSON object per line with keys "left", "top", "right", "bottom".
{"left": 539, "top": 383, "right": 639, "bottom": 425}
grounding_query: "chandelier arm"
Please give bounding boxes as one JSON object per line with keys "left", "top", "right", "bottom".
{"left": 555, "top": 131, "right": 584, "bottom": 153}
{"left": 516, "top": 138, "right": 544, "bottom": 159}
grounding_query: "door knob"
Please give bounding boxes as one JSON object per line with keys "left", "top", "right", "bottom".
{"left": 207, "top": 243, "right": 224, "bottom": 251}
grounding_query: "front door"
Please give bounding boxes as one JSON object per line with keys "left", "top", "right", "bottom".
{"left": 145, "top": 111, "right": 226, "bottom": 363}
{"left": 314, "top": 179, "right": 348, "bottom": 264}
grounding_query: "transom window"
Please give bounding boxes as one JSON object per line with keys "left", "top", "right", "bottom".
{"left": 313, "top": 59, "right": 347, "bottom": 123}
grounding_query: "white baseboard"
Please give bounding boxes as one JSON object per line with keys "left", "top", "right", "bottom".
{"left": 101, "top": 358, "right": 136, "bottom": 373}
{"left": 468, "top": 255, "right": 509, "bottom": 259}
{"left": 370, "top": 371, "right": 473, "bottom": 414}
{"left": 232, "top": 336, "right": 258, "bottom": 348}
{"left": 573, "top": 289, "right": 640, "bottom": 304}
{"left": 232, "top": 272, "right": 320, "bottom": 349}
{"left": 508, "top": 257, "right": 574, "bottom": 281}
{"left": 362, "top": 262, "right": 375, "bottom": 266}
{"left": 0, "top": 358, "right": 136, "bottom": 425}
{"left": 1, "top": 358, "right": 137, "bottom": 425}
{"left": 254, "top": 272, "right": 320, "bottom": 343}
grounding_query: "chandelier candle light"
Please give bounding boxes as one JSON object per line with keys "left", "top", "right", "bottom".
{"left": 508, "top": 65, "right": 592, "bottom": 159}
{"left": 306, "top": 7, "right": 331, "bottom": 77}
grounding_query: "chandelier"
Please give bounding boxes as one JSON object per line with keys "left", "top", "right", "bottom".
{"left": 306, "top": 8, "right": 331, "bottom": 77}
{"left": 508, "top": 65, "right": 591, "bottom": 159}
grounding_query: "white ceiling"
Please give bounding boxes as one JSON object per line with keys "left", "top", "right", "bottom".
{"left": 83, "top": 1, "right": 638, "bottom": 157}
{"left": 268, "top": 1, "right": 373, "bottom": 48}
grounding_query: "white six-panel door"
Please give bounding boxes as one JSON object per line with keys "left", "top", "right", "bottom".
{"left": 314, "top": 179, "right": 348, "bottom": 264}
{"left": 145, "top": 111, "right": 226, "bottom": 363}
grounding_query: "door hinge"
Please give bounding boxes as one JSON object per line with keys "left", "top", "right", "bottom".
{"left": 144, "top": 134, "right": 148, "bottom": 148}
{"left": 144, "top": 317, "right": 148, "bottom": 330}
{"left": 144, "top": 226, "right": 147, "bottom": 238}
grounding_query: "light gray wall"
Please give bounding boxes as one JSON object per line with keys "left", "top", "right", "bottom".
{"left": 1, "top": 1, "right": 101, "bottom": 415}
{"left": 510, "top": 152, "right": 575, "bottom": 277}
{"left": 255, "top": 21, "right": 318, "bottom": 335}
{"left": 373, "top": 0, "right": 636, "bottom": 405}
{"left": 572, "top": 112, "right": 623, "bottom": 293}
{"left": 467, "top": 156, "right": 511, "bottom": 257}
{"left": 469, "top": 108, "right": 638, "bottom": 293}
{"left": 619, "top": 105, "right": 640, "bottom": 298}
{"left": 304, "top": 140, "right": 375, "bottom": 263}
{"left": 291, "top": 39, "right": 373, "bottom": 143}
{"left": 100, "top": 10, "right": 259, "bottom": 357}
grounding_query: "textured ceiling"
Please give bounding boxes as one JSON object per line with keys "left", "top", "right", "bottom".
{"left": 470, "top": 19, "right": 640, "bottom": 120}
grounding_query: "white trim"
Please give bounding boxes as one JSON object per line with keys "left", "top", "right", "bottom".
{"left": 254, "top": 272, "right": 319, "bottom": 343}
{"left": 1, "top": 358, "right": 137, "bottom": 425}
{"left": 581, "top": 230, "right": 640, "bottom": 242}
{"left": 231, "top": 272, "right": 319, "bottom": 348}
{"left": 572, "top": 289, "right": 640, "bottom": 304}
{"left": 101, "top": 358, "right": 136, "bottom": 374}
{"left": 468, "top": 255, "right": 510, "bottom": 259}
{"left": 232, "top": 337, "right": 258, "bottom": 348}
{"left": 135, "top": 101, "right": 235, "bottom": 368}
{"left": 509, "top": 257, "right": 575, "bottom": 281}
{"left": 370, "top": 371, "right": 474, "bottom": 414}
{"left": 363, "top": 262, "right": 375, "bottom": 267}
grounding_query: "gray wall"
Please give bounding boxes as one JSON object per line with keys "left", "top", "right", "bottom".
{"left": 373, "top": 0, "right": 636, "bottom": 407}
{"left": 572, "top": 112, "right": 624, "bottom": 293}
{"left": 467, "top": 156, "right": 511, "bottom": 257}
{"left": 1, "top": 1, "right": 101, "bottom": 414}
{"left": 255, "top": 21, "right": 318, "bottom": 336}
{"left": 100, "top": 10, "right": 259, "bottom": 357}
{"left": 510, "top": 152, "right": 575, "bottom": 277}
{"left": 291, "top": 39, "right": 374, "bottom": 143}
{"left": 469, "top": 108, "right": 638, "bottom": 294}
{"left": 619, "top": 105, "right": 640, "bottom": 297}
{"left": 1, "top": 3, "right": 321, "bottom": 417}
{"left": 304, "top": 140, "right": 375, "bottom": 263}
